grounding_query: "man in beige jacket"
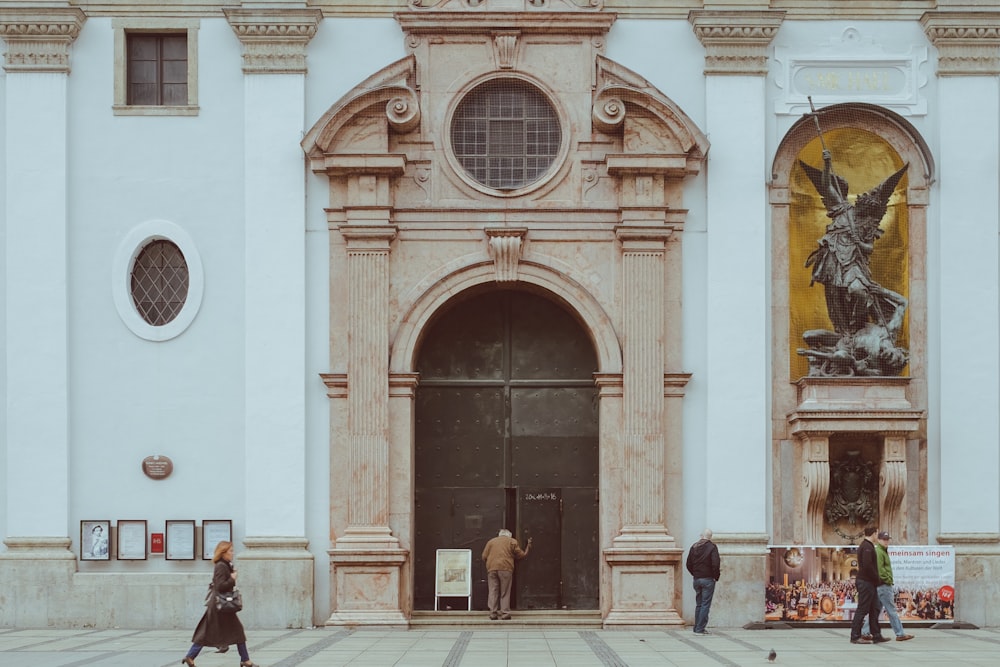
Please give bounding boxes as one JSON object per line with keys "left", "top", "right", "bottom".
{"left": 481, "top": 529, "right": 532, "bottom": 620}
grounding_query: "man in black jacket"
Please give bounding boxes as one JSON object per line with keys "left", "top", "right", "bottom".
{"left": 850, "top": 526, "right": 890, "bottom": 644}
{"left": 686, "top": 529, "right": 720, "bottom": 635}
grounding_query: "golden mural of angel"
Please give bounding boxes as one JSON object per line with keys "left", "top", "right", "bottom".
{"left": 797, "top": 103, "right": 909, "bottom": 376}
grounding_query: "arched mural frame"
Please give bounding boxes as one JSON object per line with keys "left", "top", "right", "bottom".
{"left": 769, "top": 103, "right": 934, "bottom": 545}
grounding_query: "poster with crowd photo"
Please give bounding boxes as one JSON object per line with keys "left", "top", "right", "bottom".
{"left": 764, "top": 545, "right": 955, "bottom": 624}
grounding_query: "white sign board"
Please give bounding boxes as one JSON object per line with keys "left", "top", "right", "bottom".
{"left": 435, "top": 549, "right": 472, "bottom": 610}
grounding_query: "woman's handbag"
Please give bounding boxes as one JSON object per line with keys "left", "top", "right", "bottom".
{"left": 214, "top": 587, "right": 243, "bottom": 613}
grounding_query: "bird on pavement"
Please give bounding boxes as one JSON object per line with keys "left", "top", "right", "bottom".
{"left": 768, "top": 648, "right": 777, "bottom": 662}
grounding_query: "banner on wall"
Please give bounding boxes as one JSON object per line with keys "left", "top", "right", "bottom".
{"left": 765, "top": 545, "right": 955, "bottom": 623}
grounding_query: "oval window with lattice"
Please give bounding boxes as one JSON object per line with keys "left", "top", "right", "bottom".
{"left": 130, "top": 239, "right": 189, "bottom": 326}
{"left": 450, "top": 79, "right": 561, "bottom": 191}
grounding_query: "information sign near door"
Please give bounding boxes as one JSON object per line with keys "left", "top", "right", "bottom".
{"left": 435, "top": 548, "right": 472, "bottom": 611}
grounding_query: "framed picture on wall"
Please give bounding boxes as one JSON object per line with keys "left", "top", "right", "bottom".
{"left": 80, "top": 520, "right": 111, "bottom": 561}
{"left": 117, "top": 520, "right": 148, "bottom": 560}
{"left": 165, "top": 520, "right": 196, "bottom": 560}
{"left": 202, "top": 520, "right": 232, "bottom": 560}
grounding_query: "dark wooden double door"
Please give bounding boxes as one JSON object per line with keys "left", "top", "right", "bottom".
{"left": 414, "top": 289, "right": 599, "bottom": 611}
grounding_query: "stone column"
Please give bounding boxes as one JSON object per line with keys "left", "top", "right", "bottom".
{"left": 0, "top": 5, "right": 85, "bottom": 628}
{"left": 689, "top": 8, "right": 784, "bottom": 627}
{"left": 921, "top": 11, "right": 1000, "bottom": 628}
{"left": 224, "top": 5, "right": 321, "bottom": 628}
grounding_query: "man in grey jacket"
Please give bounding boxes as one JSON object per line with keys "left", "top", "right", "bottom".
{"left": 686, "top": 529, "right": 720, "bottom": 635}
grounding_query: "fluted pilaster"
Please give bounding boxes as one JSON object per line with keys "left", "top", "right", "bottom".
{"left": 342, "top": 226, "right": 396, "bottom": 529}
{"left": 616, "top": 227, "right": 669, "bottom": 532}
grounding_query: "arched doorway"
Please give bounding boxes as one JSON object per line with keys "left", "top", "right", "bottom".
{"left": 413, "top": 288, "right": 599, "bottom": 611}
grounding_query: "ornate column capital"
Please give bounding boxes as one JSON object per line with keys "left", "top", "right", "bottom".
{"left": 687, "top": 10, "right": 785, "bottom": 76}
{"left": 921, "top": 11, "right": 1000, "bottom": 76}
{"left": 0, "top": 7, "right": 86, "bottom": 73}
{"left": 224, "top": 7, "right": 322, "bottom": 74}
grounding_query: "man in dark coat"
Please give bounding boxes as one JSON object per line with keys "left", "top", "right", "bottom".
{"left": 686, "top": 528, "right": 720, "bottom": 635}
{"left": 850, "top": 526, "right": 890, "bottom": 644}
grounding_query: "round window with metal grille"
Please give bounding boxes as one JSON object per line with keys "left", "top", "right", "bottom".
{"left": 130, "top": 239, "right": 189, "bottom": 326}
{"left": 450, "top": 79, "right": 561, "bottom": 191}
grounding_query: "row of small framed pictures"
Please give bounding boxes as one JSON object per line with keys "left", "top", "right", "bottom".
{"left": 80, "top": 520, "right": 232, "bottom": 561}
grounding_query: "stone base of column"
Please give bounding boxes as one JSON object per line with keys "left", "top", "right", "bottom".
{"left": 0, "top": 537, "right": 76, "bottom": 626}
{"left": 710, "top": 532, "right": 770, "bottom": 628}
{"left": 603, "top": 541, "right": 684, "bottom": 627}
{"left": 939, "top": 533, "right": 1000, "bottom": 628}
{"left": 238, "top": 537, "right": 314, "bottom": 628}
{"left": 327, "top": 530, "right": 409, "bottom": 627}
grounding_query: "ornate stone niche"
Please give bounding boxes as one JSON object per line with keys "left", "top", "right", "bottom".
{"left": 787, "top": 378, "right": 923, "bottom": 545}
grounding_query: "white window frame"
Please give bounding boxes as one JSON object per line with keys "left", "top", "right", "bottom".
{"left": 113, "top": 220, "right": 204, "bottom": 342}
{"left": 113, "top": 18, "right": 200, "bottom": 116}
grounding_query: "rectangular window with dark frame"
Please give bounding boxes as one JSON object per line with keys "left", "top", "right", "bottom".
{"left": 127, "top": 33, "right": 188, "bottom": 106}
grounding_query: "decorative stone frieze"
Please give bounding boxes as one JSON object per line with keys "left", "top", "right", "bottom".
{"left": 399, "top": 0, "right": 614, "bottom": 36}
{"left": 224, "top": 8, "right": 322, "bottom": 74}
{"left": 0, "top": 7, "right": 85, "bottom": 73}
{"left": 688, "top": 10, "right": 785, "bottom": 76}
{"left": 409, "top": 0, "right": 603, "bottom": 12}
{"left": 921, "top": 11, "right": 1000, "bottom": 76}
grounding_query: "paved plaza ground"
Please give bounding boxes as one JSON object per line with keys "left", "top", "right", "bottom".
{"left": 0, "top": 625, "right": 998, "bottom": 667}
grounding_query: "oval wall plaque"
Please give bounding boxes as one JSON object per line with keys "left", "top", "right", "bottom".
{"left": 142, "top": 455, "right": 174, "bottom": 480}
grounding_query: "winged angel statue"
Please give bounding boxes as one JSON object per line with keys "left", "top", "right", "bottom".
{"left": 797, "top": 119, "right": 909, "bottom": 377}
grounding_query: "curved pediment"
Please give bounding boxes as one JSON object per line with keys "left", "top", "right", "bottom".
{"left": 593, "top": 55, "right": 709, "bottom": 165}
{"left": 301, "top": 55, "right": 419, "bottom": 160}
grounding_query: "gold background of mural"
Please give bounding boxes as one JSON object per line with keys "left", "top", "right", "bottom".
{"left": 789, "top": 128, "right": 910, "bottom": 379}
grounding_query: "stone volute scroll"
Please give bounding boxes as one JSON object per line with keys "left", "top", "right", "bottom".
{"left": 386, "top": 88, "right": 420, "bottom": 134}
{"left": 485, "top": 228, "right": 526, "bottom": 283}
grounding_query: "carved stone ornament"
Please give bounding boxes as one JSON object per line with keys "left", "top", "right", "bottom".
{"left": 0, "top": 7, "right": 86, "bottom": 73}
{"left": 824, "top": 451, "right": 877, "bottom": 537}
{"left": 486, "top": 228, "right": 526, "bottom": 282}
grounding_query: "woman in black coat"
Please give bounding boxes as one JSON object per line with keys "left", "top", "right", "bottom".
{"left": 182, "top": 541, "right": 259, "bottom": 667}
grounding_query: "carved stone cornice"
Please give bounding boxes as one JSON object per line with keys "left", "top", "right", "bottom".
{"left": 688, "top": 10, "right": 785, "bottom": 76}
{"left": 398, "top": 0, "right": 614, "bottom": 36}
{"left": 921, "top": 11, "right": 1000, "bottom": 76}
{"left": 223, "top": 8, "right": 322, "bottom": 74}
{"left": 0, "top": 7, "right": 86, "bottom": 73}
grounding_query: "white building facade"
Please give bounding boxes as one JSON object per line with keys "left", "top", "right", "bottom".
{"left": 1, "top": 0, "right": 998, "bottom": 629}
